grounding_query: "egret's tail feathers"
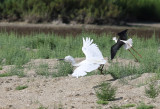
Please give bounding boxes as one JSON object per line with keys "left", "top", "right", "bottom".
{"left": 71, "top": 71, "right": 87, "bottom": 78}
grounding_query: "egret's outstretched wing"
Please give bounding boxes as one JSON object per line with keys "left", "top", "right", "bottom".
{"left": 72, "top": 62, "right": 100, "bottom": 78}
{"left": 112, "top": 37, "right": 117, "bottom": 43}
{"left": 82, "top": 37, "right": 104, "bottom": 60}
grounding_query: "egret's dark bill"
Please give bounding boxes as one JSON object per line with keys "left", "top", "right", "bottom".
{"left": 58, "top": 59, "right": 64, "bottom": 61}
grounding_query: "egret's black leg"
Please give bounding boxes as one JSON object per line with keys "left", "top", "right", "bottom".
{"left": 98, "top": 64, "right": 104, "bottom": 74}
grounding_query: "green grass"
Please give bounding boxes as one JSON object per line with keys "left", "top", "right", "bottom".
{"left": 145, "top": 80, "right": 160, "bottom": 98}
{"left": 0, "top": 65, "right": 2, "bottom": 70}
{"left": 111, "top": 104, "right": 136, "bottom": 109}
{"left": 106, "top": 63, "right": 140, "bottom": 79}
{"left": 0, "top": 72, "right": 13, "bottom": 77}
{"left": 0, "top": 32, "right": 159, "bottom": 78}
{"left": 38, "top": 105, "right": 48, "bottom": 109}
{"left": 53, "top": 61, "right": 73, "bottom": 77}
{"left": 111, "top": 103, "right": 153, "bottom": 109}
{"left": 36, "top": 63, "right": 50, "bottom": 77}
{"left": 136, "top": 103, "right": 155, "bottom": 109}
{"left": 121, "top": 104, "right": 136, "bottom": 108}
{"left": 0, "top": 66, "right": 25, "bottom": 77}
{"left": 96, "top": 100, "right": 109, "bottom": 105}
{"left": 95, "top": 82, "right": 116, "bottom": 103}
{"left": 16, "top": 85, "right": 28, "bottom": 90}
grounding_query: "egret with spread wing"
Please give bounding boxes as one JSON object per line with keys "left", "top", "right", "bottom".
{"left": 59, "top": 37, "right": 106, "bottom": 78}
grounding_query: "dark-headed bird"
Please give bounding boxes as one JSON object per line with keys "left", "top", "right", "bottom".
{"left": 111, "top": 29, "right": 128, "bottom": 60}
{"left": 111, "top": 29, "right": 142, "bottom": 61}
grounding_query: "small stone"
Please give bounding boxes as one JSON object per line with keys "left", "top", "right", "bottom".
{"left": 58, "top": 90, "right": 63, "bottom": 93}
{"left": 5, "top": 81, "right": 10, "bottom": 83}
{"left": 71, "top": 106, "right": 75, "bottom": 108}
{"left": 90, "top": 106, "right": 94, "bottom": 108}
{"left": 8, "top": 105, "right": 13, "bottom": 108}
{"left": 75, "top": 94, "right": 80, "bottom": 96}
{"left": 5, "top": 87, "right": 12, "bottom": 91}
{"left": 89, "top": 92, "right": 94, "bottom": 95}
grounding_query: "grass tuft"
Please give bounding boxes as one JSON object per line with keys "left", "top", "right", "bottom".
{"left": 107, "top": 63, "right": 140, "bottom": 79}
{"left": 36, "top": 63, "right": 50, "bottom": 77}
{"left": 38, "top": 105, "right": 48, "bottom": 109}
{"left": 136, "top": 102, "right": 155, "bottom": 109}
{"left": 95, "top": 82, "right": 116, "bottom": 103}
{"left": 0, "top": 66, "right": 25, "bottom": 77}
{"left": 121, "top": 104, "right": 136, "bottom": 108}
{"left": 96, "top": 100, "right": 109, "bottom": 105}
{"left": 16, "top": 85, "right": 28, "bottom": 90}
{"left": 145, "top": 80, "right": 160, "bottom": 98}
{"left": 53, "top": 61, "right": 73, "bottom": 77}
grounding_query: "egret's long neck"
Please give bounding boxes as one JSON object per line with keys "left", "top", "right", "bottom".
{"left": 70, "top": 58, "right": 77, "bottom": 66}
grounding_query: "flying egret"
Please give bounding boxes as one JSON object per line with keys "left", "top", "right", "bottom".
{"left": 58, "top": 37, "right": 106, "bottom": 78}
{"left": 111, "top": 29, "right": 142, "bottom": 61}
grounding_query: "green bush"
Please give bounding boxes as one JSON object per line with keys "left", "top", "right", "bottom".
{"left": 95, "top": 82, "right": 116, "bottom": 102}
{"left": 107, "top": 63, "right": 140, "bottom": 79}
{"left": 145, "top": 81, "right": 160, "bottom": 98}
{"left": 36, "top": 63, "right": 50, "bottom": 77}
{"left": 53, "top": 61, "right": 73, "bottom": 77}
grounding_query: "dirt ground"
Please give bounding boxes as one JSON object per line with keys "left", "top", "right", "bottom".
{"left": 0, "top": 58, "right": 159, "bottom": 109}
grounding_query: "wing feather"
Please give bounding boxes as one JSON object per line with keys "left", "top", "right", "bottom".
{"left": 72, "top": 62, "right": 100, "bottom": 78}
{"left": 82, "top": 37, "right": 104, "bottom": 60}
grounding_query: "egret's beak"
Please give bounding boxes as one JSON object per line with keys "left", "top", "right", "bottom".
{"left": 57, "top": 59, "right": 64, "bottom": 61}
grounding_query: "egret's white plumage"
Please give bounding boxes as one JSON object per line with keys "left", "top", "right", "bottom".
{"left": 112, "top": 37, "right": 117, "bottom": 43}
{"left": 64, "top": 37, "right": 106, "bottom": 78}
{"left": 120, "top": 38, "right": 133, "bottom": 50}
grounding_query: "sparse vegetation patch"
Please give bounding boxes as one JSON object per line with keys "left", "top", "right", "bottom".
{"left": 95, "top": 82, "right": 116, "bottom": 104}
{"left": 15, "top": 85, "right": 28, "bottom": 90}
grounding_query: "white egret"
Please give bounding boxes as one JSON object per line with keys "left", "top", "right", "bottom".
{"left": 59, "top": 37, "right": 106, "bottom": 78}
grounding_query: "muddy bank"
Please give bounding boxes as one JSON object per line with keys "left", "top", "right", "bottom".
{"left": 0, "top": 22, "right": 160, "bottom": 38}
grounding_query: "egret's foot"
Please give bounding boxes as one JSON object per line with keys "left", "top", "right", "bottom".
{"left": 98, "top": 64, "right": 104, "bottom": 75}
